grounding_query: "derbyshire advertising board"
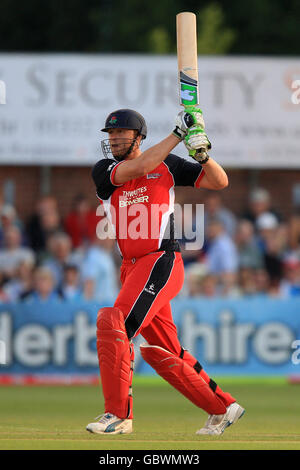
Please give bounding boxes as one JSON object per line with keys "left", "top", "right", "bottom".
{"left": 0, "top": 298, "right": 299, "bottom": 379}
{"left": 0, "top": 54, "right": 299, "bottom": 168}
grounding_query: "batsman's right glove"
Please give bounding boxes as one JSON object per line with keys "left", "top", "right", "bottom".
{"left": 173, "top": 105, "right": 205, "bottom": 140}
{"left": 184, "top": 125, "right": 211, "bottom": 164}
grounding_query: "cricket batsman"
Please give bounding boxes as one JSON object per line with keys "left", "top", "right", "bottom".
{"left": 86, "top": 107, "right": 245, "bottom": 436}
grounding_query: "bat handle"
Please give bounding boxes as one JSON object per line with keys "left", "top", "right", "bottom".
{"left": 189, "top": 149, "right": 210, "bottom": 163}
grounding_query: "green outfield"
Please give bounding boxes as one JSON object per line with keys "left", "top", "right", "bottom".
{"left": 0, "top": 376, "right": 299, "bottom": 450}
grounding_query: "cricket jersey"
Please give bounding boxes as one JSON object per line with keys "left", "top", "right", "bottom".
{"left": 92, "top": 153, "right": 205, "bottom": 260}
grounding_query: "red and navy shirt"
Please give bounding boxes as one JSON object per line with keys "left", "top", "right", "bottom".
{"left": 92, "top": 154, "right": 204, "bottom": 260}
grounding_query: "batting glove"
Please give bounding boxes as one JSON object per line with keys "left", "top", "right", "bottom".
{"left": 173, "top": 105, "right": 205, "bottom": 140}
{"left": 184, "top": 125, "right": 211, "bottom": 163}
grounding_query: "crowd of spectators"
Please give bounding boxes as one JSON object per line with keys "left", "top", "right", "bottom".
{"left": 0, "top": 194, "right": 119, "bottom": 304}
{"left": 0, "top": 187, "right": 300, "bottom": 303}
{"left": 180, "top": 189, "right": 300, "bottom": 298}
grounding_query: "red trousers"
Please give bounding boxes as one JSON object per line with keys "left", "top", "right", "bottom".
{"left": 114, "top": 251, "right": 184, "bottom": 351}
{"left": 98, "top": 250, "right": 235, "bottom": 418}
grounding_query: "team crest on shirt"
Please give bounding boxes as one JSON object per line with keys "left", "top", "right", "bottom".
{"left": 147, "top": 173, "right": 161, "bottom": 179}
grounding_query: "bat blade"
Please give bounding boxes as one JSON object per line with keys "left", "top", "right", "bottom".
{"left": 176, "top": 12, "right": 199, "bottom": 106}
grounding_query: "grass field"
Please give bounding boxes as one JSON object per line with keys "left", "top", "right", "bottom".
{"left": 0, "top": 376, "right": 299, "bottom": 450}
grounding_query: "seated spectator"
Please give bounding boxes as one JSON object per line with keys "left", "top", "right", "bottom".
{"left": 256, "top": 212, "right": 280, "bottom": 252}
{"left": 280, "top": 253, "right": 300, "bottom": 297}
{"left": 174, "top": 203, "right": 202, "bottom": 266}
{"left": 242, "top": 187, "right": 281, "bottom": 227}
{"left": 0, "top": 204, "right": 25, "bottom": 246}
{"left": 267, "top": 278, "right": 282, "bottom": 297}
{"left": 204, "top": 218, "right": 239, "bottom": 294}
{"left": 200, "top": 274, "right": 218, "bottom": 297}
{"left": 43, "top": 232, "right": 74, "bottom": 287}
{"left": 38, "top": 210, "right": 62, "bottom": 255}
{"left": 64, "top": 194, "right": 99, "bottom": 249}
{"left": 2, "top": 259, "right": 35, "bottom": 302}
{"left": 0, "top": 270, "right": 10, "bottom": 302}
{"left": 72, "top": 235, "right": 118, "bottom": 302}
{"left": 23, "top": 267, "right": 61, "bottom": 303}
{"left": 0, "top": 226, "right": 35, "bottom": 280}
{"left": 82, "top": 278, "right": 96, "bottom": 301}
{"left": 204, "top": 192, "right": 237, "bottom": 238}
{"left": 254, "top": 268, "right": 270, "bottom": 296}
{"left": 238, "top": 267, "right": 257, "bottom": 296}
{"left": 235, "top": 219, "right": 264, "bottom": 269}
{"left": 57, "top": 264, "right": 83, "bottom": 301}
{"left": 256, "top": 215, "right": 287, "bottom": 286}
{"left": 26, "top": 195, "right": 61, "bottom": 254}
{"left": 221, "top": 278, "right": 241, "bottom": 298}
{"left": 287, "top": 210, "right": 300, "bottom": 251}
{"left": 183, "top": 262, "right": 208, "bottom": 297}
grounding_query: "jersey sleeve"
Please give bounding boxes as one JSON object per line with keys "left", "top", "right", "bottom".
{"left": 91, "top": 159, "right": 124, "bottom": 200}
{"left": 164, "top": 153, "right": 205, "bottom": 188}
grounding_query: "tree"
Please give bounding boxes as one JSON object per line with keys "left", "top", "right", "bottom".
{"left": 197, "top": 3, "right": 236, "bottom": 54}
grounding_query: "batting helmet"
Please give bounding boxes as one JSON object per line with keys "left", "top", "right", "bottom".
{"left": 101, "top": 109, "right": 147, "bottom": 139}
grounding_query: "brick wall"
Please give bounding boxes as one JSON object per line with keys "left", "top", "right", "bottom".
{"left": 1, "top": 165, "right": 299, "bottom": 223}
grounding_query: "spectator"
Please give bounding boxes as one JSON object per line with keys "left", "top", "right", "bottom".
{"left": 0, "top": 226, "right": 35, "bottom": 280}
{"left": 242, "top": 187, "right": 281, "bottom": 226}
{"left": 256, "top": 212, "right": 279, "bottom": 246}
{"left": 204, "top": 218, "right": 239, "bottom": 295}
{"left": 256, "top": 214, "right": 286, "bottom": 285}
{"left": 254, "top": 268, "right": 270, "bottom": 296}
{"left": 267, "top": 278, "right": 282, "bottom": 298}
{"left": 26, "top": 195, "right": 61, "bottom": 254}
{"left": 200, "top": 274, "right": 218, "bottom": 297}
{"left": 183, "top": 262, "right": 207, "bottom": 297}
{"left": 57, "top": 264, "right": 83, "bottom": 301}
{"left": 0, "top": 204, "right": 25, "bottom": 246}
{"left": 280, "top": 253, "right": 300, "bottom": 297}
{"left": 288, "top": 210, "right": 300, "bottom": 251}
{"left": 23, "top": 267, "right": 61, "bottom": 303}
{"left": 0, "top": 271, "right": 10, "bottom": 302}
{"left": 3, "top": 259, "right": 35, "bottom": 302}
{"left": 235, "top": 219, "right": 264, "bottom": 269}
{"left": 73, "top": 236, "right": 119, "bottom": 302}
{"left": 43, "top": 232, "right": 73, "bottom": 287}
{"left": 204, "top": 192, "right": 237, "bottom": 238}
{"left": 39, "top": 209, "right": 62, "bottom": 251}
{"left": 64, "top": 194, "right": 99, "bottom": 248}
{"left": 82, "top": 278, "right": 96, "bottom": 301}
{"left": 183, "top": 263, "right": 219, "bottom": 298}
{"left": 174, "top": 203, "right": 202, "bottom": 266}
{"left": 238, "top": 267, "right": 257, "bottom": 296}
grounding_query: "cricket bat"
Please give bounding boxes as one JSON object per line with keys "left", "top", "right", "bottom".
{"left": 176, "top": 12, "right": 199, "bottom": 106}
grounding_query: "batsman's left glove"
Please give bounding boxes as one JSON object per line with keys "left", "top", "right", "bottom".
{"left": 173, "top": 105, "right": 205, "bottom": 140}
{"left": 184, "top": 125, "right": 211, "bottom": 164}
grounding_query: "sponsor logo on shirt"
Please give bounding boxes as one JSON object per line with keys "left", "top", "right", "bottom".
{"left": 122, "top": 186, "right": 147, "bottom": 197}
{"left": 147, "top": 173, "right": 161, "bottom": 179}
{"left": 119, "top": 186, "right": 149, "bottom": 207}
{"left": 119, "top": 195, "right": 149, "bottom": 207}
